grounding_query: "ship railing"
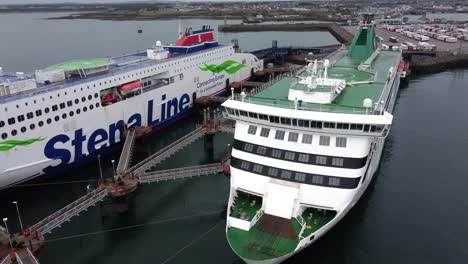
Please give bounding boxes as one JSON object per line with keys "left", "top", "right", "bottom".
{"left": 249, "top": 209, "right": 264, "bottom": 228}
{"left": 128, "top": 127, "right": 206, "bottom": 175}
{"left": 137, "top": 163, "right": 223, "bottom": 184}
{"left": 297, "top": 215, "right": 307, "bottom": 239}
{"left": 30, "top": 187, "right": 108, "bottom": 236}
{"left": 375, "top": 52, "right": 401, "bottom": 114}
{"left": 232, "top": 94, "right": 369, "bottom": 115}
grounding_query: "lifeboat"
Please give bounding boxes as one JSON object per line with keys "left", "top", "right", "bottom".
{"left": 101, "top": 93, "right": 118, "bottom": 106}
{"left": 119, "top": 80, "right": 142, "bottom": 95}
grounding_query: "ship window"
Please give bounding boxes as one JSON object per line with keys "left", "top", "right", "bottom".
{"left": 256, "top": 146, "right": 267, "bottom": 155}
{"left": 336, "top": 137, "right": 347, "bottom": 148}
{"left": 20, "top": 127, "right": 26, "bottom": 133}
{"left": 96, "top": 103, "right": 100, "bottom": 108}
{"left": 240, "top": 161, "right": 250, "bottom": 170}
{"left": 239, "top": 111, "right": 248, "bottom": 117}
{"left": 332, "top": 158, "right": 344, "bottom": 167}
{"left": 260, "top": 128, "right": 270, "bottom": 138}
{"left": 280, "top": 117, "right": 291, "bottom": 125}
{"left": 29, "top": 124, "right": 35, "bottom": 130}
{"left": 75, "top": 99, "right": 79, "bottom": 104}
{"left": 11, "top": 129, "right": 17, "bottom": 136}
{"left": 292, "top": 119, "right": 297, "bottom": 126}
{"left": 253, "top": 164, "right": 263, "bottom": 173}
{"left": 244, "top": 143, "right": 254, "bottom": 152}
{"left": 280, "top": 170, "right": 292, "bottom": 180}
{"left": 288, "top": 132, "right": 299, "bottom": 142}
{"left": 329, "top": 177, "right": 341, "bottom": 187}
{"left": 247, "top": 125, "right": 257, "bottom": 135}
{"left": 248, "top": 112, "right": 258, "bottom": 119}
{"left": 298, "top": 154, "right": 309, "bottom": 163}
{"left": 370, "top": 125, "right": 377, "bottom": 132}
{"left": 294, "top": 172, "right": 306, "bottom": 182}
{"left": 76, "top": 109, "right": 81, "bottom": 114}
{"left": 38, "top": 121, "right": 44, "bottom": 127}
{"left": 81, "top": 97, "right": 86, "bottom": 102}
{"left": 54, "top": 116, "right": 59, "bottom": 122}
{"left": 1, "top": 133, "right": 7, "bottom": 139}
{"left": 83, "top": 107, "right": 88, "bottom": 112}
{"left": 35, "top": 110, "right": 42, "bottom": 117}
{"left": 324, "top": 122, "right": 336, "bottom": 129}
{"left": 69, "top": 111, "right": 74, "bottom": 117}
{"left": 364, "top": 125, "right": 370, "bottom": 132}
{"left": 312, "top": 175, "right": 324, "bottom": 184}
{"left": 26, "top": 112, "right": 33, "bottom": 119}
{"left": 67, "top": 100, "right": 73, "bottom": 107}
{"left": 319, "top": 136, "right": 330, "bottom": 146}
{"left": 62, "top": 113, "right": 67, "bottom": 119}
{"left": 269, "top": 116, "right": 279, "bottom": 123}
{"left": 90, "top": 104, "right": 94, "bottom": 110}
{"left": 180, "top": 74, "right": 184, "bottom": 80}
{"left": 275, "top": 130, "right": 285, "bottom": 140}
{"left": 267, "top": 168, "right": 278, "bottom": 177}
{"left": 302, "top": 134, "right": 313, "bottom": 144}
{"left": 0, "top": 121, "right": 4, "bottom": 128}
{"left": 60, "top": 103, "right": 65, "bottom": 109}
{"left": 52, "top": 105, "right": 58, "bottom": 111}
{"left": 284, "top": 152, "right": 295, "bottom": 161}
{"left": 45, "top": 107, "right": 50, "bottom": 113}
{"left": 88, "top": 95, "right": 92, "bottom": 100}
{"left": 272, "top": 149, "right": 282, "bottom": 158}
{"left": 18, "top": 115, "right": 25, "bottom": 122}
{"left": 94, "top": 93, "right": 99, "bottom": 98}
{"left": 259, "top": 114, "right": 268, "bottom": 120}
{"left": 316, "top": 156, "right": 327, "bottom": 165}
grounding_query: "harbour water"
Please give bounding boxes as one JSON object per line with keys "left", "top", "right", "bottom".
{"left": 1, "top": 13, "right": 468, "bottom": 263}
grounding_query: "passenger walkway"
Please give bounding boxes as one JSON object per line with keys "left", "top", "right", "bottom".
{"left": 138, "top": 163, "right": 224, "bottom": 184}
{"left": 116, "top": 129, "right": 136, "bottom": 174}
{"left": 30, "top": 187, "right": 107, "bottom": 236}
{"left": 128, "top": 127, "right": 206, "bottom": 175}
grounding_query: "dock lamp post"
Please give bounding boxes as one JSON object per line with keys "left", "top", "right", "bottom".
{"left": 2, "top": 218, "right": 15, "bottom": 260}
{"left": 12, "top": 201, "right": 24, "bottom": 234}
{"left": 98, "top": 155, "right": 104, "bottom": 181}
{"left": 111, "top": 160, "right": 116, "bottom": 175}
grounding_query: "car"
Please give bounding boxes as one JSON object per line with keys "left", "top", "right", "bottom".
{"left": 389, "top": 37, "right": 399, "bottom": 43}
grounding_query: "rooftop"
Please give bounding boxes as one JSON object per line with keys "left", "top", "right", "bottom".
{"left": 245, "top": 49, "right": 401, "bottom": 114}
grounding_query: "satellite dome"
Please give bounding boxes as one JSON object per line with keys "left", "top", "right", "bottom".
{"left": 363, "top": 98, "right": 373, "bottom": 108}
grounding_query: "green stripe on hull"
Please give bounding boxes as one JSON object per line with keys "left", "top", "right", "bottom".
{"left": 0, "top": 137, "right": 44, "bottom": 152}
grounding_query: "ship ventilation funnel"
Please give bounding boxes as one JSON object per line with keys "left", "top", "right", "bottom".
{"left": 363, "top": 98, "right": 373, "bottom": 114}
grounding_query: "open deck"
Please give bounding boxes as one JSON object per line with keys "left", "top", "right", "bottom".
{"left": 245, "top": 50, "right": 401, "bottom": 114}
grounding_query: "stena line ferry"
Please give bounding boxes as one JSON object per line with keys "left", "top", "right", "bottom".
{"left": 0, "top": 26, "right": 263, "bottom": 190}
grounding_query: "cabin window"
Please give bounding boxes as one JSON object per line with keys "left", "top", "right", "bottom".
{"left": 240, "top": 161, "right": 250, "bottom": 170}
{"left": 302, "top": 134, "right": 313, "bottom": 144}
{"left": 52, "top": 105, "right": 58, "bottom": 111}
{"left": 275, "top": 130, "right": 285, "bottom": 140}
{"left": 20, "top": 127, "right": 26, "bottom": 133}
{"left": 38, "top": 121, "right": 44, "bottom": 127}
{"left": 288, "top": 132, "right": 299, "bottom": 142}
{"left": 1, "top": 133, "right": 7, "bottom": 139}
{"left": 294, "top": 172, "right": 306, "bottom": 182}
{"left": 319, "top": 136, "right": 330, "bottom": 146}
{"left": 256, "top": 146, "right": 267, "bottom": 155}
{"left": 272, "top": 149, "right": 282, "bottom": 158}
{"left": 67, "top": 100, "right": 73, "bottom": 107}
{"left": 244, "top": 143, "right": 254, "bottom": 152}
{"left": 284, "top": 152, "right": 295, "bottom": 161}
{"left": 60, "top": 103, "right": 65, "bottom": 109}
{"left": 17, "top": 115, "right": 25, "bottom": 122}
{"left": 11, "top": 129, "right": 17, "bottom": 136}
{"left": 253, "top": 164, "right": 263, "bottom": 173}
{"left": 280, "top": 170, "right": 292, "bottom": 180}
{"left": 332, "top": 158, "right": 344, "bottom": 167}
{"left": 26, "top": 112, "right": 33, "bottom": 119}
{"left": 0, "top": 121, "right": 4, "bottom": 128}
{"left": 312, "top": 175, "right": 324, "bottom": 185}
{"left": 298, "top": 154, "right": 310, "bottom": 163}
{"left": 247, "top": 125, "right": 257, "bottom": 135}
{"left": 267, "top": 168, "right": 278, "bottom": 177}
{"left": 336, "top": 137, "right": 347, "bottom": 148}
{"left": 316, "top": 156, "right": 327, "bottom": 165}
{"left": 329, "top": 177, "right": 341, "bottom": 187}
{"left": 260, "top": 128, "right": 270, "bottom": 138}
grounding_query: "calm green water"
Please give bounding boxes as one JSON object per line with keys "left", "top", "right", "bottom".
{"left": 1, "top": 13, "right": 468, "bottom": 264}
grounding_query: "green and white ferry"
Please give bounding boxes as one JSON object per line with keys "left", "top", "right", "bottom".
{"left": 222, "top": 17, "right": 404, "bottom": 263}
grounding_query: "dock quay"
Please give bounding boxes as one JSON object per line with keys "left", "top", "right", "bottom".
{"left": 0, "top": 108, "right": 234, "bottom": 262}
{"left": 218, "top": 23, "right": 354, "bottom": 45}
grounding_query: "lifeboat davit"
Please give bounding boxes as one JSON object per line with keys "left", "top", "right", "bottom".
{"left": 119, "top": 80, "right": 142, "bottom": 95}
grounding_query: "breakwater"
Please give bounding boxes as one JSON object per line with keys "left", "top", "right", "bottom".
{"left": 410, "top": 51, "right": 468, "bottom": 75}
{"left": 218, "top": 23, "right": 354, "bottom": 44}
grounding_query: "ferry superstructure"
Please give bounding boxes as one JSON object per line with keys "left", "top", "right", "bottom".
{"left": 222, "top": 18, "right": 403, "bottom": 263}
{"left": 0, "top": 26, "right": 263, "bottom": 190}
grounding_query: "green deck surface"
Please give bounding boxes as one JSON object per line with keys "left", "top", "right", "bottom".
{"left": 248, "top": 50, "right": 400, "bottom": 114}
{"left": 227, "top": 218, "right": 299, "bottom": 261}
{"left": 39, "top": 58, "right": 111, "bottom": 73}
{"left": 230, "top": 194, "right": 262, "bottom": 221}
{"left": 299, "top": 208, "right": 336, "bottom": 237}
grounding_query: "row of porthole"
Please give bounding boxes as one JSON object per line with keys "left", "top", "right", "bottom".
{"left": 0, "top": 102, "right": 100, "bottom": 140}
{"left": 1, "top": 93, "right": 99, "bottom": 128}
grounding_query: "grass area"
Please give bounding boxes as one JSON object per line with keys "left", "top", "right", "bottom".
{"left": 230, "top": 192, "right": 262, "bottom": 221}
{"left": 227, "top": 218, "right": 299, "bottom": 261}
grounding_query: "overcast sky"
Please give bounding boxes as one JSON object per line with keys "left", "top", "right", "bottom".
{"left": 0, "top": 0, "right": 281, "bottom": 4}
